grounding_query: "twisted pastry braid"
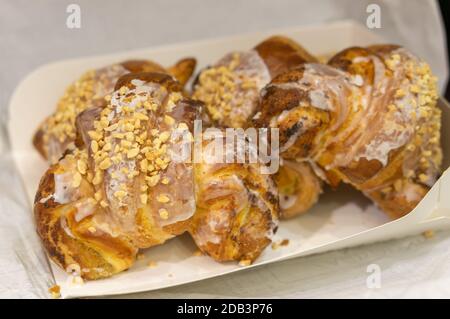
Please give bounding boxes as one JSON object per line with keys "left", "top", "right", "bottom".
{"left": 192, "top": 36, "right": 322, "bottom": 219}
{"left": 35, "top": 72, "right": 278, "bottom": 279}
{"left": 34, "top": 149, "right": 137, "bottom": 279}
{"left": 254, "top": 45, "right": 442, "bottom": 218}
{"left": 190, "top": 136, "right": 278, "bottom": 262}
{"left": 33, "top": 58, "right": 196, "bottom": 163}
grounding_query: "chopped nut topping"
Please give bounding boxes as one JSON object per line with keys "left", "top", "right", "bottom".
{"left": 140, "top": 193, "right": 148, "bottom": 205}
{"left": 94, "top": 191, "right": 102, "bottom": 202}
{"left": 48, "top": 285, "right": 61, "bottom": 299}
{"left": 79, "top": 76, "right": 183, "bottom": 216}
{"left": 40, "top": 66, "right": 128, "bottom": 160}
{"left": 90, "top": 140, "right": 99, "bottom": 153}
{"left": 119, "top": 86, "right": 128, "bottom": 95}
{"left": 159, "top": 131, "right": 170, "bottom": 143}
{"left": 72, "top": 172, "right": 82, "bottom": 187}
{"left": 422, "top": 230, "right": 434, "bottom": 239}
{"left": 98, "top": 158, "right": 111, "bottom": 170}
{"left": 418, "top": 173, "right": 428, "bottom": 183}
{"left": 88, "top": 130, "right": 102, "bottom": 141}
{"left": 158, "top": 208, "right": 169, "bottom": 219}
{"left": 135, "top": 112, "right": 149, "bottom": 121}
{"left": 100, "top": 200, "right": 108, "bottom": 208}
{"left": 164, "top": 115, "right": 175, "bottom": 126}
{"left": 157, "top": 194, "right": 170, "bottom": 203}
{"left": 193, "top": 51, "right": 265, "bottom": 128}
{"left": 146, "top": 174, "right": 160, "bottom": 187}
{"left": 238, "top": 259, "right": 252, "bottom": 267}
{"left": 77, "top": 159, "right": 87, "bottom": 175}
{"left": 114, "top": 190, "right": 127, "bottom": 200}
{"left": 193, "top": 250, "right": 203, "bottom": 257}
{"left": 126, "top": 148, "right": 139, "bottom": 159}
{"left": 393, "top": 179, "right": 403, "bottom": 192}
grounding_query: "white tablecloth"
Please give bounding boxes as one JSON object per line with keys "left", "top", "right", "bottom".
{"left": 1, "top": 0, "right": 449, "bottom": 298}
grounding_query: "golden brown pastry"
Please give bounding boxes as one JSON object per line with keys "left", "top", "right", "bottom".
{"left": 35, "top": 72, "right": 279, "bottom": 279}
{"left": 254, "top": 45, "right": 442, "bottom": 218}
{"left": 274, "top": 161, "right": 322, "bottom": 219}
{"left": 189, "top": 135, "right": 278, "bottom": 262}
{"left": 192, "top": 36, "right": 322, "bottom": 218}
{"left": 33, "top": 58, "right": 196, "bottom": 163}
{"left": 34, "top": 148, "right": 137, "bottom": 280}
{"left": 35, "top": 72, "right": 199, "bottom": 279}
{"left": 192, "top": 36, "right": 318, "bottom": 129}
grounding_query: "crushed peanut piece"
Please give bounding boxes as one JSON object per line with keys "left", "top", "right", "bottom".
{"left": 77, "top": 159, "right": 87, "bottom": 175}
{"left": 193, "top": 250, "right": 203, "bottom": 257}
{"left": 157, "top": 194, "right": 170, "bottom": 203}
{"left": 99, "top": 158, "right": 112, "bottom": 170}
{"left": 140, "top": 193, "right": 148, "bottom": 205}
{"left": 158, "top": 208, "right": 169, "bottom": 219}
{"left": 238, "top": 259, "right": 252, "bottom": 267}
{"left": 48, "top": 285, "right": 61, "bottom": 299}
{"left": 90, "top": 140, "right": 99, "bottom": 153}
{"left": 72, "top": 172, "right": 82, "bottom": 188}
{"left": 114, "top": 190, "right": 127, "bottom": 200}
{"left": 422, "top": 230, "right": 434, "bottom": 239}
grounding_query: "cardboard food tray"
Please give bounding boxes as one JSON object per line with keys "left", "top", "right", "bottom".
{"left": 8, "top": 20, "right": 450, "bottom": 298}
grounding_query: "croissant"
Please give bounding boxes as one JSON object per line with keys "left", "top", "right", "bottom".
{"left": 34, "top": 72, "right": 278, "bottom": 279}
{"left": 190, "top": 135, "right": 278, "bottom": 262}
{"left": 254, "top": 45, "right": 442, "bottom": 218}
{"left": 192, "top": 36, "right": 322, "bottom": 218}
{"left": 193, "top": 35, "right": 318, "bottom": 129}
{"left": 33, "top": 58, "right": 196, "bottom": 163}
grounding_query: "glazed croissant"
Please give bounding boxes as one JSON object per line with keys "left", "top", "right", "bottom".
{"left": 193, "top": 35, "right": 318, "bottom": 129}
{"left": 193, "top": 36, "right": 322, "bottom": 219}
{"left": 254, "top": 44, "right": 442, "bottom": 218}
{"left": 34, "top": 72, "right": 278, "bottom": 279}
{"left": 191, "top": 135, "right": 278, "bottom": 262}
{"left": 33, "top": 58, "right": 196, "bottom": 163}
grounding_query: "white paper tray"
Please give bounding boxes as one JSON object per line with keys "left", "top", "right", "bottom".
{"left": 8, "top": 20, "right": 450, "bottom": 298}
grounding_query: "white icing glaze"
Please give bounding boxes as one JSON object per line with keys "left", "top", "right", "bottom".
{"left": 279, "top": 194, "right": 297, "bottom": 210}
{"left": 98, "top": 79, "right": 197, "bottom": 239}
{"left": 226, "top": 50, "right": 271, "bottom": 91}
{"left": 403, "top": 183, "right": 422, "bottom": 202}
{"left": 53, "top": 171, "right": 76, "bottom": 204}
{"left": 39, "top": 194, "right": 53, "bottom": 204}
{"left": 60, "top": 216, "right": 75, "bottom": 238}
{"left": 355, "top": 127, "right": 411, "bottom": 166}
{"left": 309, "top": 89, "right": 333, "bottom": 110}
{"left": 74, "top": 199, "right": 96, "bottom": 222}
{"left": 207, "top": 50, "right": 271, "bottom": 126}
{"left": 92, "top": 64, "right": 128, "bottom": 99}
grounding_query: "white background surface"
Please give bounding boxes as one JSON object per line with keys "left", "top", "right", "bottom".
{"left": 1, "top": 0, "right": 450, "bottom": 298}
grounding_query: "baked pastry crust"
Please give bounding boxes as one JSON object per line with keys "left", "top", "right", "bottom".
{"left": 35, "top": 72, "right": 279, "bottom": 279}
{"left": 275, "top": 161, "right": 322, "bottom": 219}
{"left": 192, "top": 36, "right": 318, "bottom": 129}
{"left": 33, "top": 58, "right": 196, "bottom": 163}
{"left": 34, "top": 149, "right": 137, "bottom": 280}
{"left": 255, "top": 45, "right": 442, "bottom": 218}
{"left": 190, "top": 136, "right": 279, "bottom": 262}
{"left": 192, "top": 36, "right": 323, "bottom": 218}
